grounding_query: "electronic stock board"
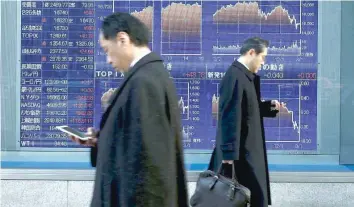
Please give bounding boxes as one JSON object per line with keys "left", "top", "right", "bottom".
{"left": 20, "top": 0, "right": 318, "bottom": 152}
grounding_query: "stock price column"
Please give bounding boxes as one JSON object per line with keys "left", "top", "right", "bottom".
{"left": 168, "top": 61, "right": 209, "bottom": 150}
{"left": 65, "top": 1, "right": 95, "bottom": 148}
{"left": 20, "top": 1, "right": 43, "bottom": 147}
{"left": 20, "top": 1, "right": 96, "bottom": 148}
{"left": 41, "top": 1, "right": 71, "bottom": 148}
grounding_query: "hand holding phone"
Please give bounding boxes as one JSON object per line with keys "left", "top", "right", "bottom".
{"left": 56, "top": 126, "right": 98, "bottom": 147}
{"left": 73, "top": 127, "right": 97, "bottom": 147}
{"left": 56, "top": 125, "right": 90, "bottom": 140}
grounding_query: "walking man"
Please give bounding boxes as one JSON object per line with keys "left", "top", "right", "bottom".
{"left": 208, "top": 37, "right": 281, "bottom": 207}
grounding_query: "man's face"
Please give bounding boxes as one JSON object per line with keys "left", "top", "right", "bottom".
{"left": 99, "top": 32, "right": 133, "bottom": 72}
{"left": 249, "top": 48, "right": 267, "bottom": 73}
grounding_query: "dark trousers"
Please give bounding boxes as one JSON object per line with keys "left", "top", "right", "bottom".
{"left": 221, "top": 163, "right": 265, "bottom": 207}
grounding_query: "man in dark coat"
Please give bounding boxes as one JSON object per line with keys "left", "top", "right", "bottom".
{"left": 208, "top": 37, "right": 282, "bottom": 207}
{"left": 71, "top": 12, "right": 188, "bottom": 207}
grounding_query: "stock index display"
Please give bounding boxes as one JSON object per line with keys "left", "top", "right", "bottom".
{"left": 20, "top": 0, "right": 318, "bottom": 152}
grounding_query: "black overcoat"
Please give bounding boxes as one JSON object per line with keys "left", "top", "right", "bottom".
{"left": 90, "top": 52, "right": 189, "bottom": 207}
{"left": 208, "top": 61, "right": 278, "bottom": 207}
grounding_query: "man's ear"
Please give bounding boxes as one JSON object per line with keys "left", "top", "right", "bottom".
{"left": 248, "top": 48, "right": 256, "bottom": 56}
{"left": 116, "top": 32, "right": 130, "bottom": 46}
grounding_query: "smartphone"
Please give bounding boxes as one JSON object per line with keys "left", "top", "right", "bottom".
{"left": 56, "top": 125, "right": 91, "bottom": 140}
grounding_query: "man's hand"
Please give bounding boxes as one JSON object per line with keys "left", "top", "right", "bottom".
{"left": 222, "top": 160, "right": 234, "bottom": 164}
{"left": 271, "top": 100, "right": 285, "bottom": 110}
{"left": 70, "top": 127, "right": 98, "bottom": 147}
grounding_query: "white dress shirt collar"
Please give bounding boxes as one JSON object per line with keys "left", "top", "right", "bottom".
{"left": 130, "top": 50, "right": 151, "bottom": 68}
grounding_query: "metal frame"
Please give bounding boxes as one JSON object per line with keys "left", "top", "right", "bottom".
{"left": 2, "top": 1, "right": 351, "bottom": 184}
{"left": 2, "top": 169, "right": 354, "bottom": 183}
{"left": 10, "top": 0, "right": 339, "bottom": 157}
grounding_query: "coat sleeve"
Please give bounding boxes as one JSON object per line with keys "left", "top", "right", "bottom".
{"left": 120, "top": 77, "right": 171, "bottom": 206}
{"left": 218, "top": 76, "right": 243, "bottom": 161}
{"left": 90, "top": 131, "right": 99, "bottom": 167}
{"left": 90, "top": 147, "right": 97, "bottom": 167}
{"left": 259, "top": 100, "right": 278, "bottom": 118}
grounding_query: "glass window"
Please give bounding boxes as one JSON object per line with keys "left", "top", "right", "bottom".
{"left": 1, "top": 1, "right": 350, "bottom": 177}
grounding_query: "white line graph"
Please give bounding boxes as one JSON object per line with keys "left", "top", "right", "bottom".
{"left": 182, "top": 126, "right": 191, "bottom": 142}
{"left": 212, "top": 40, "right": 302, "bottom": 56}
{"left": 213, "top": 0, "right": 302, "bottom": 34}
{"left": 176, "top": 81, "right": 190, "bottom": 120}
{"left": 211, "top": 82, "right": 220, "bottom": 125}
{"left": 262, "top": 83, "right": 302, "bottom": 143}
{"left": 160, "top": 1, "right": 203, "bottom": 55}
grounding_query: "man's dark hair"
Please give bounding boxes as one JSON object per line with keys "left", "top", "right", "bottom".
{"left": 239, "top": 37, "right": 269, "bottom": 55}
{"left": 101, "top": 12, "right": 149, "bottom": 46}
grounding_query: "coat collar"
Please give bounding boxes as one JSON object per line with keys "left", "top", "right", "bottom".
{"left": 99, "top": 52, "right": 163, "bottom": 129}
{"left": 107, "top": 52, "right": 162, "bottom": 104}
{"left": 232, "top": 60, "right": 256, "bottom": 81}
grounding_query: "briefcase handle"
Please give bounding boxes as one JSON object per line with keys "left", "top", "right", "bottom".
{"left": 216, "top": 163, "right": 239, "bottom": 184}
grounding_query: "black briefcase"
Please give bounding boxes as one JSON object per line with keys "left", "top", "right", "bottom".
{"left": 190, "top": 163, "right": 251, "bottom": 207}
